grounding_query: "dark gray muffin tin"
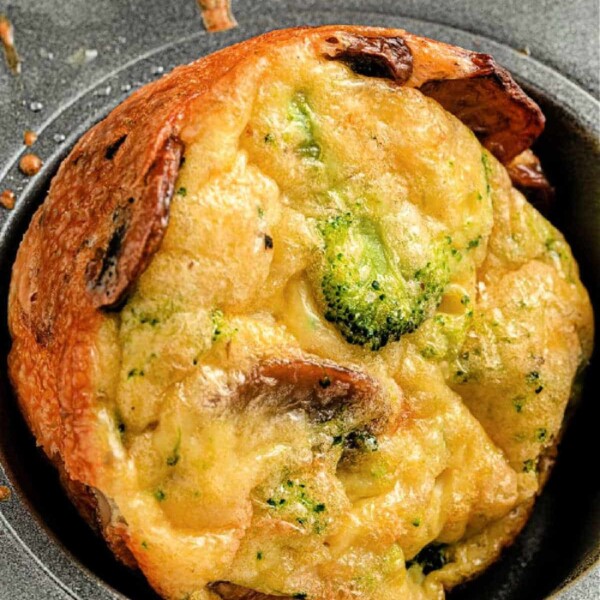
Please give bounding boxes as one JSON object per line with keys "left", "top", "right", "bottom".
{"left": 0, "top": 1, "right": 598, "bottom": 598}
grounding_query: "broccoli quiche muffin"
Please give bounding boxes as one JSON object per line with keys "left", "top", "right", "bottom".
{"left": 8, "top": 26, "right": 593, "bottom": 600}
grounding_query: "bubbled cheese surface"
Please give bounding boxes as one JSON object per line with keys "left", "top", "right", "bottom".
{"left": 92, "top": 44, "right": 593, "bottom": 600}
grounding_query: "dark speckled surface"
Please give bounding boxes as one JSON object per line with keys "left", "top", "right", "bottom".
{"left": 0, "top": 1, "right": 598, "bottom": 599}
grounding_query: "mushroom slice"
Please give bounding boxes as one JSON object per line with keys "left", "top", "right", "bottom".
{"left": 506, "top": 149, "right": 555, "bottom": 211}
{"left": 86, "top": 135, "right": 183, "bottom": 309}
{"left": 236, "top": 358, "right": 392, "bottom": 436}
{"left": 322, "top": 33, "right": 413, "bottom": 83}
{"left": 418, "top": 55, "right": 544, "bottom": 164}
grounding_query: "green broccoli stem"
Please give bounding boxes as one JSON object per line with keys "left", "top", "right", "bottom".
{"left": 288, "top": 92, "right": 321, "bottom": 160}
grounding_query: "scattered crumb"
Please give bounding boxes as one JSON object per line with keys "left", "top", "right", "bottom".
{"left": 0, "top": 14, "right": 21, "bottom": 75}
{"left": 0, "top": 189, "right": 15, "bottom": 209}
{"left": 0, "top": 486, "right": 11, "bottom": 501}
{"left": 197, "top": 0, "right": 237, "bottom": 32}
{"left": 519, "top": 46, "right": 531, "bottom": 56}
{"left": 23, "top": 129, "right": 38, "bottom": 146}
{"left": 19, "top": 152, "right": 42, "bottom": 176}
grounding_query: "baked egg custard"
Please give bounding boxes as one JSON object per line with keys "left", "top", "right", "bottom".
{"left": 8, "top": 26, "right": 593, "bottom": 600}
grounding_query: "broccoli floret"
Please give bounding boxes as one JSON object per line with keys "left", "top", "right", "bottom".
{"left": 316, "top": 213, "right": 447, "bottom": 350}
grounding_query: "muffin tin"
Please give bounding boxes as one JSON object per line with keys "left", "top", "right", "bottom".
{"left": 0, "top": 1, "right": 598, "bottom": 598}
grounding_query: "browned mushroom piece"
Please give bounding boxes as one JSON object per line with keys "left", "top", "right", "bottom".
{"left": 506, "top": 149, "right": 555, "bottom": 211}
{"left": 322, "top": 34, "right": 414, "bottom": 84}
{"left": 322, "top": 31, "right": 544, "bottom": 164}
{"left": 236, "top": 358, "right": 393, "bottom": 436}
{"left": 86, "top": 136, "right": 183, "bottom": 308}
{"left": 418, "top": 55, "right": 544, "bottom": 164}
{"left": 209, "top": 581, "right": 293, "bottom": 600}
{"left": 58, "top": 466, "right": 137, "bottom": 568}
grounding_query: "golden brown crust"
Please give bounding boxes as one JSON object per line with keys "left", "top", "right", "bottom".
{"left": 7, "top": 25, "right": 549, "bottom": 593}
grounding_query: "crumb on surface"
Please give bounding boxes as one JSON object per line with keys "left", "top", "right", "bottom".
{"left": 24, "top": 129, "right": 38, "bottom": 146}
{"left": 19, "top": 153, "right": 42, "bottom": 176}
{"left": 0, "top": 189, "right": 15, "bottom": 209}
